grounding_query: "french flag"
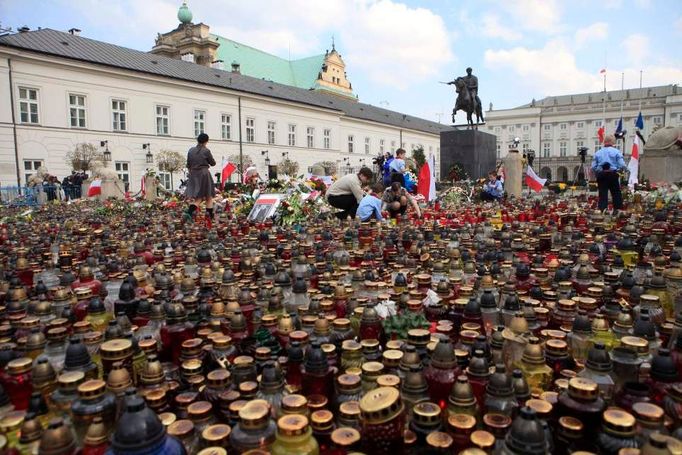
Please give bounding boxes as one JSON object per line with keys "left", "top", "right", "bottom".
{"left": 525, "top": 165, "right": 546, "bottom": 192}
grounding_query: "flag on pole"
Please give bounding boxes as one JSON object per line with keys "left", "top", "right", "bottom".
{"left": 417, "top": 155, "right": 437, "bottom": 202}
{"left": 87, "top": 178, "right": 102, "bottom": 197}
{"left": 615, "top": 117, "right": 623, "bottom": 136}
{"left": 525, "top": 165, "right": 547, "bottom": 192}
{"left": 140, "top": 176, "right": 146, "bottom": 197}
{"left": 599, "top": 68, "right": 606, "bottom": 74}
{"left": 627, "top": 133, "right": 641, "bottom": 189}
{"left": 220, "top": 158, "right": 237, "bottom": 188}
{"left": 597, "top": 125, "right": 605, "bottom": 143}
{"left": 635, "top": 112, "right": 644, "bottom": 130}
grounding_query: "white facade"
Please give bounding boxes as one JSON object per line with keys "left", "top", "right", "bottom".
{"left": 0, "top": 49, "right": 442, "bottom": 191}
{"left": 484, "top": 85, "right": 682, "bottom": 180}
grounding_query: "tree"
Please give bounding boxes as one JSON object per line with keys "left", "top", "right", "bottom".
{"left": 313, "top": 161, "right": 338, "bottom": 176}
{"left": 156, "top": 149, "right": 186, "bottom": 189}
{"left": 278, "top": 158, "right": 299, "bottom": 177}
{"left": 412, "top": 145, "right": 426, "bottom": 170}
{"left": 227, "top": 154, "right": 254, "bottom": 177}
{"left": 65, "top": 143, "right": 104, "bottom": 172}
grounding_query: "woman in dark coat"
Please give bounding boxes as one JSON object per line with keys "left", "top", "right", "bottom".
{"left": 184, "top": 133, "right": 216, "bottom": 225}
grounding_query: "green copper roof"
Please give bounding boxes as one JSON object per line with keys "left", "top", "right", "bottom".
{"left": 213, "top": 35, "right": 325, "bottom": 90}
{"left": 177, "top": 2, "right": 192, "bottom": 24}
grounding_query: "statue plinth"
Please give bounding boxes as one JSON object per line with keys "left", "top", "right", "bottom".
{"left": 503, "top": 150, "right": 523, "bottom": 198}
{"left": 440, "top": 130, "right": 496, "bottom": 180}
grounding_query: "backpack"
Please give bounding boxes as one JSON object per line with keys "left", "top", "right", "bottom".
{"left": 382, "top": 157, "right": 394, "bottom": 186}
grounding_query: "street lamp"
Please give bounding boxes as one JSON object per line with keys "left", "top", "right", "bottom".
{"left": 100, "top": 140, "right": 111, "bottom": 163}
{"left": 526, "top": 149, "right": 535, "bottom": 168}
{"left": 343, "top": 157, "right": 351, "bottom": 174}
{"left": 281, "top": 151, "right": 289, "bottom": 160}
{"left": 261, "top": 150, "right": 270, "bottom": 166}
{"left": 143, "top": 143, "right": 153, "bottom": 164}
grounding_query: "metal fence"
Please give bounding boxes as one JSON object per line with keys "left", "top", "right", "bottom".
{"left": 0, "top": 183, "right": 83, "bottom": 207}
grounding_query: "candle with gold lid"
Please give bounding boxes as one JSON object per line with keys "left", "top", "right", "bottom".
{"left": 229, "top": 399, "right": 276, "bottom": 453}
{"left": 359, "top": 387, "right": 405, "bottom": 454}
{"left": 557, "top": 377, "right": 606, "bottom": 441}
{"left": 271, "top": 414, "right": 319, "bottom": 455}
{"left": 71, "top": 379, "right": 116, "bottom": 445}
{"left": 596, "top": 408, "right": 638, "bottom": 455}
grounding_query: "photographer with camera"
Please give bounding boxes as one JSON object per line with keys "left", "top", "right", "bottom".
{"left": 591, "top": 133, "right": 625, "bottom": 213}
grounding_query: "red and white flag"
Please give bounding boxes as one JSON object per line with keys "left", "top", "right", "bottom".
{"left": 597, "top": 125, "right": 605, "bottom": 143}
{"left": 525, "top": 165, "right": 547, "bottom": 192}
{"left": 627, "top": 133, "right": 640, "bottom": 189}
{"left": 140, "top": 176, "right": 146, "bottom": 197}
{"left": 220, "top": 158, "right": 237, "bottom": 188}
{"left": 417, "top": 155, "right": 437, "bottom": 202}
{"left": 87, "top": 178, "right": 102, "bottom": 197}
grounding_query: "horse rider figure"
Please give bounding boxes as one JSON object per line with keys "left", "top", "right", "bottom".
{"left": 463, "top": 67, "right": 478, "bottom": 113}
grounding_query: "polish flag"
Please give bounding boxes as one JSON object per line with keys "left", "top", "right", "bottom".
{"left": 220, "top": 158, "right": 236, "bottom": 188}
{"left": 597, "top": 125, "right": 605, "bottom": 143}
{"left": 140, "top": 176, "right": 146, "bottom": 197}
{"left": 417, "top": 155, "right": 437, "bottom": 202}
{"left": 525, "top": 165, "right": 547, "bottom": 192}
{"left": 627, "top": 133, "right": 640, "bottom": 189}
{"left": 87, "top": 179, "right": 102, "bottom": 197}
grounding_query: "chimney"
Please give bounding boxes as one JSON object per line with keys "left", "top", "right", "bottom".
{"left": 18, "top": 26, "right": 30, "bottom": 33}
{"left": 68, "top": 28, "right": 81, "bottom": 36}
{"left": 231, "top": 61, "right": 241, "bottom": 73}
{"left": 211, "top": 60, "right": 224, "bottom": 70}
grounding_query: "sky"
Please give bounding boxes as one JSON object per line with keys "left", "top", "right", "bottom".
{"left": 1, "top": 0, "right": 681, "bottom": 125}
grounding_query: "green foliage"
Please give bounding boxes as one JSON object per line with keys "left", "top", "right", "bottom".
{"left": 382, "top": 311, "right": 430, "bottom": 340}
{"left": 278, "top": 158, "right": 300, "bottom": 177}
{"left": 411, "top": 145, "right": 426, "bottom": 170}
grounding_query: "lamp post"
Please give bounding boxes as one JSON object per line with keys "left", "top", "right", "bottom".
{"left": 281, "top": 151, "right": 289, "bottom": 161}
{"left": 143, "top": 143, "right": 153, "bottom": 164}
{"left": 100, "top": 140, "right": 111, "bottom": 164}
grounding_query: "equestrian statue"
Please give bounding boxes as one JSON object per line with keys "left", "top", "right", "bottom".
{"left": 444, "top": 67, "right": 484, "bottom": 128}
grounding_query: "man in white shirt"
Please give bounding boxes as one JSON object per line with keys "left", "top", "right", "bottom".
{"left": 326, "top": 167, "right": 374, "bottom": 220}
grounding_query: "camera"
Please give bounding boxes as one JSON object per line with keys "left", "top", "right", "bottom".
{"left": 372, "top": 154, "right": 385, "bottom": 167}
{"left": 578, "top": 146, "right": 589, "bottom": 163}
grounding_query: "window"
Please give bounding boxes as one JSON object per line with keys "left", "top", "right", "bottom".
{"left": 380, "top": 139, "right": 385, "bottom": 154}
{"left": 576, "top": 122, "right": 584, "bottom": 129}
{"left": 115, "top": 162, "right": 130, "bottom": 190}
{"left": 194, "top": 110, "right": 205, "bottom": 137}
{"left": 348, "top": 135, "right": 354, "bottom": 153}
{"left": 19, "top": 87, "right": 39, "bottom": 124}
{"left": 576, "top": 140, "right": 584, "bottom": 150}
{"left": 560, "top": 123, "right": 567, "bottom": 130}
{"left": 496, "top": 143, "right": 501, "bottom": 158}
{"left": 365, "top": 137, "right": 370, "bottom": 154}
{"left": 595, "top": 120, "right": 603, "bottom": 127}
{"left": 288, "top": 124, "right": 296, "bottom": 146}
{"left": 181, "top": 53, "right": 195, "bottom": 62}
{"left": 522, "top": 125, "right": 529, "bottom": 132}
{"left": 508, "top": 126, "right": 515, "bottom": 133}
{"left": 156, "top": 105, "right": 170, "bottom": 135}
{"left": 23, "top": 159, "right": 43, "bottom": 184}
{"left": 158, "top": 172, "right": 172, "bottom": 190}
{"left": 246, "top": 117, "right": 255, "bottom": 143}
{"left": 307, "top": 127, "right": 315, "bottom": 148}
{"left": 494, "top": 127, "right": 501, "bottom": 134}
{"left": 391, "top": 140, "right": 396, "bottom": 149}
{"left": 559, "top": 141, "right": 567, "bottom": 157}
{"left": 522, "top": 143, "right": 529, "bottom": 151}
{"left": 542, "top": 142, "right": 550, "bottom": 158}
{"left": 653, "top": 116, "right": 663, "bottom": 125}
{"left": 221, "top": 114, "right": 231, "bottom": 140}
{"left": 323, "top": 129, "right": 331, "bottom": 149}
{"left": 594, "top": 140, "right": 601, "bottom": 150}
{"left": 267, "top": 121, "right": 276, "bottom": 145}
{"left": 111, "top": 100, "right": 127, "bottom": 131}
{"left": 544, "top": 124, "right": 551, "bottom": 131}
{"left": 69, "top": 94, "right": 86, "bottom": 128}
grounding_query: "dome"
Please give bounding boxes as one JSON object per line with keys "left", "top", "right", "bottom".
{"left": 177, "top": 2, "right": 193, "bottom": 24}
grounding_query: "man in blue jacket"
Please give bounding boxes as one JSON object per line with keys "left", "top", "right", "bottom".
{"left": 591, "top": 133, "right": 625, "bottom": 212}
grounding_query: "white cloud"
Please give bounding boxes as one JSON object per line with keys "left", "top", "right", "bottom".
{"left": 500, "top": 0, "right": 563, "bottom": 34}
{"left": 484, "top": 40, "right": 682, "bottom": 97}
{"left": 622, "top": 33, "right": 650, "bottom": 66}
{"left": 481, "top": 14, "right": 522, "bottom": 41}
{"left": 574, "top": 22, "right": 609, "bottom": 49}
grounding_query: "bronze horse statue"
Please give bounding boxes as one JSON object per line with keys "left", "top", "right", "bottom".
{"left": 451, "top": 77, "right": 484, "bottom": 128}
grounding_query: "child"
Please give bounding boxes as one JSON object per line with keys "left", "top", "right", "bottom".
{"left": 382, "top": 182, "right": 421, "bottom": 219}
{"left": 481, "top": 171, "right": 503, "bottom": 201}
{"left": 356, "top": 183, "right": 385, "bottom": 222}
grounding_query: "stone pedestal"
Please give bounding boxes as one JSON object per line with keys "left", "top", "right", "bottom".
{"left": 503, "top": 150, "right": 523, "bottom": 198}
{"left": 440, "top": 130, "right": 497, "bottom": 180}
{"left": 143, "top": 176, "right": 159, "bottom": 200}
{"left": 640, "top": 150, "right": 682, "bottom": 184}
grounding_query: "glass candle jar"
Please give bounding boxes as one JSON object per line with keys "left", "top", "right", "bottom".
{"left": 0, "top": 357, "right": 33, "bottom": 410}
{"left": 596, "top": 408, "right": 639, "bottom": 455}
{"left": 556, "top": 377, "right": 606, "bottom": 441}
{"left": 71, "top": 379, "right": 117, "bottom": 445}
{"left": 271, "top": 414, "right": 319, "bottom": 455}
{"left": 359, "top": 387, "right": 405, "bottom": 454}
{"left": 229, "top": 399, "right": 277, "bottom": 453}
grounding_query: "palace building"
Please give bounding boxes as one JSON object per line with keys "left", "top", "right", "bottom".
{"left": 0, "top": 3, "right": 447, "bottom": 191}
{"left": 485, "top": 84, "right": 682, "bottom": 182}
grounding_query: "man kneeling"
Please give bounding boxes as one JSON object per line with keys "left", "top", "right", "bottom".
{"left": 382, "top": 182, "right": 421, "bottom": 219}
